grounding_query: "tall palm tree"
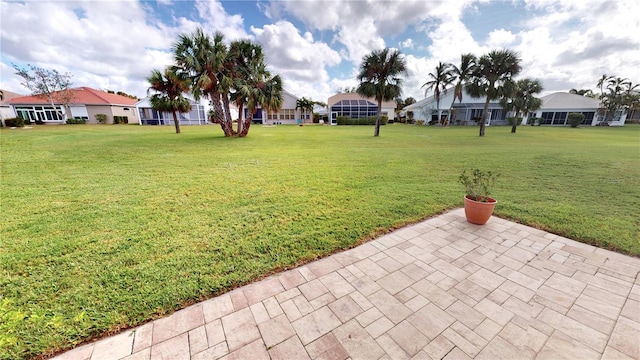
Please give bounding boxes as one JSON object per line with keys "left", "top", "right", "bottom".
{"left": 356, "top": 48, "right": 407, "bottom": 136}
{"left": 422, "top": 62, "right": 454, "bottom": 126}
{"left": 147, "top": 66, "right": 192, "bottom": 134}
{"left": 235, "top": 60, "right": 283, "bottom": 137}
{"left": 226, "top": 39, "right": 265, "bottom": 134}
{"left": 173, "top": 28, "right": 235, "bottom": 136}
{"left": 447, "top": 54, "right": 477, "bottom": 125}
{"left": 466, "top": 49, "right": 522, "bottom": 136}
{"left": 499, "top": 78, "right": 543, "bottom": 133}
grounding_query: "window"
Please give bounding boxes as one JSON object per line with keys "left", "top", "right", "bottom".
{"left": 552, "top": 112, "right": 567, "bottom": 125}
{"left": 268, "top": 112, "right": 278, "bottom": 120}
{"left": 15, "top": 106, "right": 63, "bottom": 121}
{"left": 279, "top": 109, "right": 294, "bottom": 120}
{"left": 329, "top": 99, "right": 377, "bottom": 119}
{"left": 541, "top": 112, "right": 554, "bottom": 124}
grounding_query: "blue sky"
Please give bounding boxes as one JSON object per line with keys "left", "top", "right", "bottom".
{"left": 1, "top": 0, "right": 638, "bottom": 103}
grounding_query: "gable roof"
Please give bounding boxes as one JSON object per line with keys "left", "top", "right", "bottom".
{"left": 9, "top": 87, "right": 138, "bottom": 106}
{"left": 539, "top": 92, "right": 600, "bottom": 109}
{"left": 0, "top": 89, "right": 25, "bottom": 106}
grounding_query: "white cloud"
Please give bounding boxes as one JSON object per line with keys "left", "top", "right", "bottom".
{"left": 486, "top": 29, "right": 516, "bottom": 49}
{"left": 399, "top": 38, "right": 414, "bottom": 49}
{"left": 194, "top": 0, "right": 249, "bottom": 40}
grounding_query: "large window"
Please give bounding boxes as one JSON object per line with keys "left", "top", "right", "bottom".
{"left": 330, "top": 99, "right": 378, "bottom": 119}
{"left": 279, "top": 109, "right": 295, "bottom": 120}
{"left": 552, "top": 112, "right": 567, "bottom": 125}
{"left": 15, "top": 106, "right": 64, "bottom": 122}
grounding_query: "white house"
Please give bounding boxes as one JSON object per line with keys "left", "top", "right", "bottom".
{"left": 406, "top": 89, "right": 627, "bottom": 127}
{"left": 404, "top": 88, "right": 507, "bottom": 126}
{"left": 532, "top": 92, "right": 626, "bottom": 126}
{"left": 256, "top": 90, "right": 303, "bottom": 125}
{"left": 136, "top": 97, "right": 208, "bottom": 126}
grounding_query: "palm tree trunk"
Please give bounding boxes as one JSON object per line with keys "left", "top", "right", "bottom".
{"left": 240, "top": 114, "right": 253, "bottom": 137}
{"left": 480, "top": 96, "right": 490, "bottom": 137}
{"left": 211, "top": 92, "right": 234, "bottom": 137}
{"left": 374, "top": 101, "right": 382, "bottom": 137}
{"left": 172, "top": 111, "right": 181, "bottom": 134}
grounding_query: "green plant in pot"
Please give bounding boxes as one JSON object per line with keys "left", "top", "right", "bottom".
{"left": 459, "top": 168, "right": 498, "bottom": 225}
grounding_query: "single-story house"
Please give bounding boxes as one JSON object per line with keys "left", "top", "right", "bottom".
{"left": 405, "top": 89, "right": 627, "bottom": 127}
{"left": 9, "top": 87, "right": 139, "bottom": 124}
{"left": 327, "top": 93, "right": 396, "bottom": 125}
{"left": 403, "top": 88, "right": 507, "bottom": 126}
{"left": 1, "top": 89, "right": 23, "bottom": 124}
{"left": 136, "top": 97, "right": 208, "bottom": 126}
{"left": 532, "top": 92, "right": 626, "bottom": 126}
{"left": 254, "top": 90, "right": 304, "bottom": 125}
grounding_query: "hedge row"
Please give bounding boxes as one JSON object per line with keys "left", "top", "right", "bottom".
{"left": 336, "top": 115, "right": 388, "bottom": 126}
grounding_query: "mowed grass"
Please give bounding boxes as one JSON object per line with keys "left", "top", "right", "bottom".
{"left": 1, "top": 123, "right": 639, "bottom": 358}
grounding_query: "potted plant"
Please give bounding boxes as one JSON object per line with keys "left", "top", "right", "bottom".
{"left": 459, "top": 169, "right": 498, "bottom": 225}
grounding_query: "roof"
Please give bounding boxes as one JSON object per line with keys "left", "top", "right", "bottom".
{"left": 0, "top": 89, "right": 25, "bottom": 106}
{"left": 539, "top": 92, "right": 600, "bottom": 109}
{"left": 9, "top": 87, "right": 138, "bottom": 106}
{"left": 327, "top": 93, "right": 395, "bottom": 108}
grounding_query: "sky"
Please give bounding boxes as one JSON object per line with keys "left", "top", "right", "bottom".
{"left": 1, "top": 0, "right": 639, "bottom": 104}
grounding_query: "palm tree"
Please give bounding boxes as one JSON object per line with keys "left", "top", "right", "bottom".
{"left": 357, "top": 48, "right": 407, "bottom": 136}
{"left": 447, "top": 54, "right": 477, "bottom": 125}
{"left": 466, "top": 49, "right": 522, "bottom": 136}
{"left": 422, "top": 62, "right": 454, "bottom": 126}
{"left": 147, "top": 67, "right": 192, "bottom": 134}
{"left": 235, "top": 61, "right": 283, "bottom": 137}
{"left": 499, "top": 78, "right": 543, "bottom": 133}
{"left": 173, "top": 28, "right": 235, "bottom": 136}
{"left": 296, "top": 97, "right": 315, "bottom": 123}
{"left": 226, "top": 39, "right": 265, "bottom": 134}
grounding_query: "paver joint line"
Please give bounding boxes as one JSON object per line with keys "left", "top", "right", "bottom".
{"left": 51, "top": 208, "right": 640, "bottom": 360}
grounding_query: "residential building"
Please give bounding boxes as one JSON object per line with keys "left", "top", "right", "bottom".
{"left": 403, "top": 88, "right": 507, "bottom": 126}
{"left": 136, "top": 97, "right": 208, "bottom": 126}
{"left": 1, "top": 89, "right": 23, "bottom": 124}
{"left": 327, "top": 93, "right": 396, "bottom": 125}
{"left": 9, "top": 87, "right": 139, "bottom": 124}
{"left": 259, "top": 91, "right": 303, "bottom": 125}
{"left": 532, "top": 92, "right": 626, "bottom": 126}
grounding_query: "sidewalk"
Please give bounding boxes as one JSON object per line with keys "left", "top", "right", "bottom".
{"left": 55, "top": 208, "right": 640, "bottom": 360}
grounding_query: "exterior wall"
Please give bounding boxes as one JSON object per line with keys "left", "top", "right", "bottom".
{"left": 111, "top": 105, "right": 139, "bottom": 124}
{"left": 85, "top": 105, "right": 114, "bottom": 124}
{"left": 69, "top": 105, "right": 89, "bottom": 119}
{"left": 1, "top": 106, "right": 16, "bottom": 122}
{"left": 262, "top": 91, "right": 301, "bottom": 125}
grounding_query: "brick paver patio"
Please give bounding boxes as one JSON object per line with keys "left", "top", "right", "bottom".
{"left": 54, "top": 208, "right": 640, "bottom": 360}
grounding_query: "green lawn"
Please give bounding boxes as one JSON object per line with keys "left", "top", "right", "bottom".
{"left": 1, "top": 123, "right": 639, "bottom": 359}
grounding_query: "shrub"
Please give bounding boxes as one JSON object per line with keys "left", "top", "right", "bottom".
{"left": 415, "top": 120, "right": 425, "bottom": 126}
{"left": 507, "top": 117, "right": 523, "bottom": 126}
{"left": 459, "top": 168, "right": 498, "bottom": 202}
{"left": 529, "top": 117, "right": 542, "bottom": 126}
{"left": 568, "top": 112, "right": 585, "bottom": 128}
{"left": 336, "top": 116, "right": 387, "bottom": 126}
{"left": 66, "top": 118, "right": 86, "bottom": 124}
{"left": 4, "top": 117, "right": 25, "bottom": 127}
{"left": 113, "top": 116, "right": 129, "bottom": 124}
{"left": 95, "top": 113, "right": 107, "bottom": 124}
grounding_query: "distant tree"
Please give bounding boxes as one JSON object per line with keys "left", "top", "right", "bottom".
{"left": 356, "top": 48, "right": 407, "bottom": 136}
{"left": 448, "top": 54, "right": 477, "bottom": 125}
{"left": 500, "top": 78, "right": 543, "bottom": 133}
{"left": 466, "top": 49, "right": 522, "bottom": 136}
{"left": 13, "top": 64, "right": 74, "bottom": 121}
{"left": 422, "top": 62, "right": 454, "bottom": 126}
{"left": 147, "top": 66, "right": 192, "bottom": 134}
{"left": 296, "top": 97, "right": 315, "bottom": 123}
{"left": 569, "top": 88, "right": 594, "bottom": 97}
{"left": 599, "top": 77, "right": 636, "bottom": 123}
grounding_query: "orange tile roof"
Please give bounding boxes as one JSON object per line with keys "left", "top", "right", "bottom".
{"left": 9, "top": 87, "right": 138, "bottom": 106}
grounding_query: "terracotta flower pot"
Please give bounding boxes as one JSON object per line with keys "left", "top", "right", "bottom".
{"left": 463, "top": 195, "right": 497, "bottom": 225}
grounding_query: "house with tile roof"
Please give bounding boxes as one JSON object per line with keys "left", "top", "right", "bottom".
{"left": 1, "top": 89, "right": 24, "bottom": 124}
{"left": 8, "top": 87, "right": 139, "bottom": 124}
